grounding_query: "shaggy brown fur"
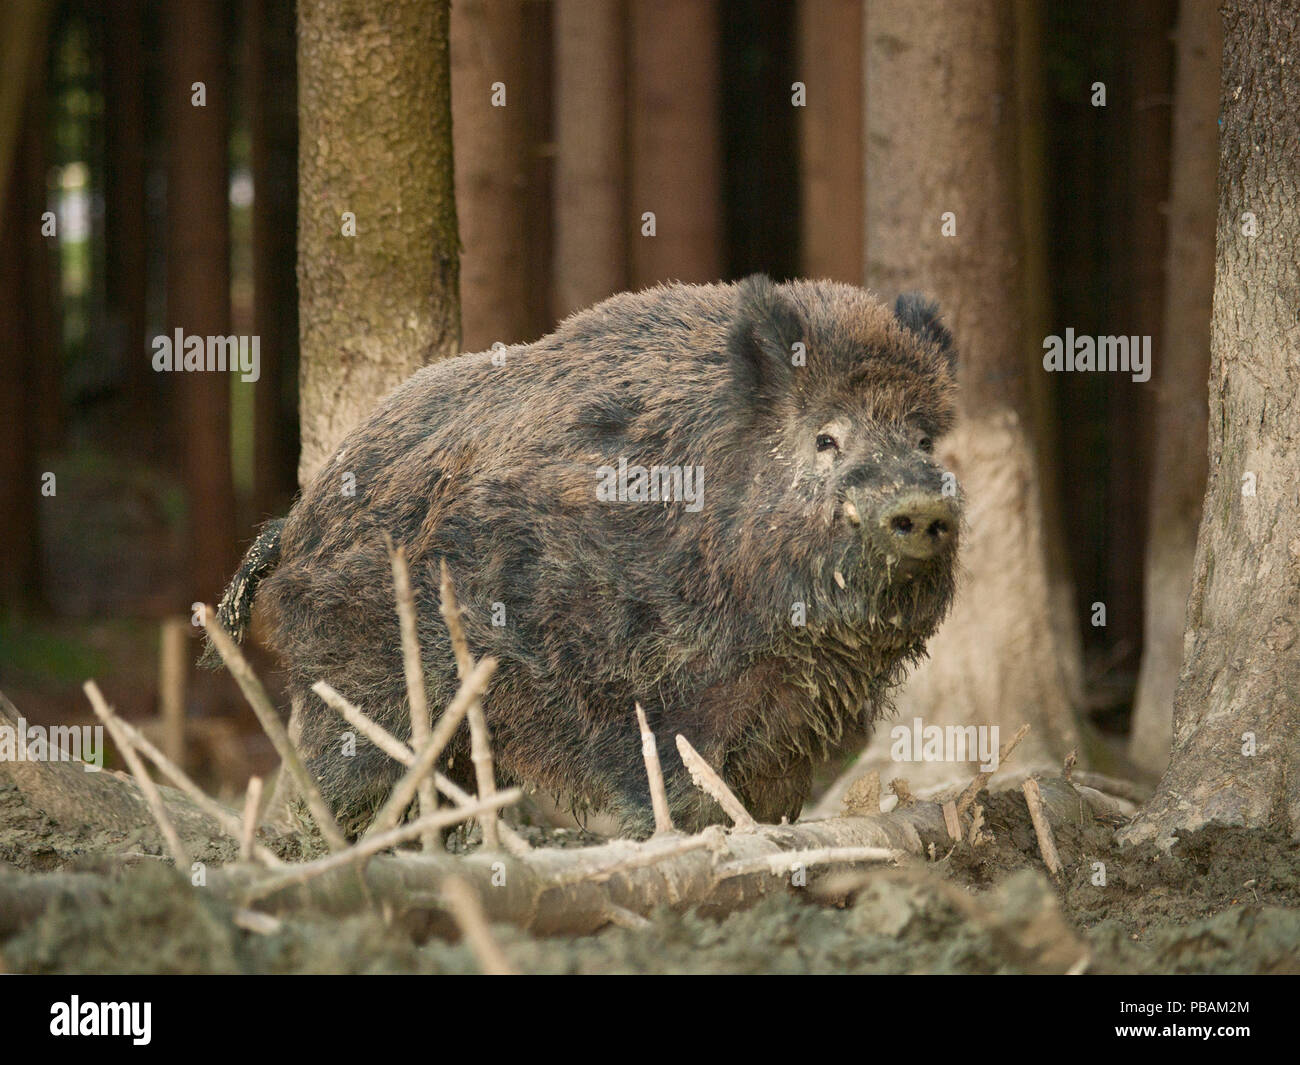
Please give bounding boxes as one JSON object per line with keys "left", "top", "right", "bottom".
{"left": 206, "top": 276, "right": 962, "bottom": 837}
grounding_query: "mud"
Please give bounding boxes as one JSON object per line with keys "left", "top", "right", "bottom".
{"left": 2, "top": 776, "right": 1297, "bottom": 974}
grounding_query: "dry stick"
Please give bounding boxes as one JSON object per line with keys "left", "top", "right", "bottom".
{"left": 83, "top": 681, "right": 189, "bottom": 870}
{"left": 387, "top": 539, "right": 438, "bottom": 852}
{"left": 434, "top": 773, "right": 531, "bottom": 856}
{"left": 363, "top": 657, "right": 497, "bottom": 839}
{"left": 1021, "top": 777, "right": 1063, "bottom": 881}
{"left": 635, "top": 703, "right": 674, "bottom": 834}
{"left": 717, "top": 844, "right": 902, "bottom": 880}
{"left": 243, "top": 788, "right": 522, "bottom": 902}
{"left": 551, "top": 830, "right": 719, "bottom": 886}
{"left": 675, "top": 734, "right": 758, "bottom": 830}
{"left": 99, "top": 703, "right": 283, "bottom": 867}
{"left": 314, "top": 679, "right": 529, "bottom": 855}
{"left": 441, "top": 876, "right": 516, "bottom": 975}
{"left": 438, "top": 560, "right": 500, "bottom": 849}
{"left": 202, "top": 610, "right": 348, "bottom": 853}
{"left": 240, "top": 777, "right": 263, "bottom": 864}
{"left": 955, "top": 722, "right": 1031, "bottom": 819}
{"left": 158, "top": 616, "right": 188, "bottom": 767}
{"left": 314, "top": 681, "right": 414, "bottom": 764}
{"left": 941, "top": 800, "right": 962, "bottom": 841}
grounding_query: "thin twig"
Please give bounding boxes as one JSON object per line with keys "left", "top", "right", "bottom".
{"left": 675, "top": 734, "right": 757, "bottom": 830}
{"left": 362, "top": 657, "right": 497, "bottom": 839}
{"left": 240, "top": 777, "right": 263, "bottom": 864}
{"left": 243, "top": 788, "right": 521, "bottom": 902}
{"left": 716, "top": 845, "right": 901, "bottom": 880}
{"left": 313, "top": 681, "right": 414, "bottom": 764}
{"left": 438, "top": 560, "right": 499, "bottom": 849}
{"left": 313, "top": 679, "right": 529, "bottom": 854}
{"left": 1021, "top": 777, "right": 1063, "bottom": 880}
{"left": 84, "top": 681, "right": 189, "bottom": 869}
{"left": 97, "top": 703, "right": 282, "bottom": 867}
{"left": 635, "top": 703, "right": 674, "bottom": 834}
{"left": 387, "top": 537, "right": 438, "bottom": 851}
{"left": 955, "top": 723, "right": 1030, "bottom": 818}
{"left": 202, "top": 610, "right": 348, "bottom": 852}
{"left": 441, "top": 876, "right": 516, "bottom": 975}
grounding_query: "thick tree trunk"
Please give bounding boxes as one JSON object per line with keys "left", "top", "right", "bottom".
{"left": 1122, "top": 0, "right": 1300, "bottom": 845}
{"left": 796, "top": 0, "right": 862, "bottom": 284}
{"left": 247, "top": 0, "right": 300, "bottom": 517}
{"left": 167, "top": 0, "right": 238, "bottom": 606}
{"left": 1128, "top": 0, "right": 1220, "bottom": 776}
{"left": 853, "top": 0, "right": 1082, "bottom": 791}
{"left": 0, "top": 41, "right": 48, "bottom": 610}
{"left": 451, "top": 0, "right": 534, "bottom": 351}
{"left": 628, "top": 0, "right": 721, "bottom": 286}
{"left": 1103, "top": 0, "right": 1175, "bottom": 673}
{"left": 105, "top": 0, "right": 150, "bottom": 455}
{"left": 297, "top": 0, "right": 461, "bottom": 485}
{"left": 552, "top": 0, "right": 626, "bottom": 319}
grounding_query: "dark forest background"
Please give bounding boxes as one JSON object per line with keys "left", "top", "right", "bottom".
{"left": 0, "top": 0, "right": 1200, "bottom": 796}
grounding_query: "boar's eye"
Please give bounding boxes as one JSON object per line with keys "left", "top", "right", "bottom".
{"left": 816, "top": 432, "right": 840, "bottom": 454}
{"left": 918, "top": 435, "right": 934, "bottom": 454}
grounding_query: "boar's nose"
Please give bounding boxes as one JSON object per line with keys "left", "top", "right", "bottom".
{"left": 875, "top": 491, "right": 957, "bottom": 560}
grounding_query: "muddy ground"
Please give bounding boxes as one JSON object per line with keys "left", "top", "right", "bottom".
{"left": 1, "top": 776, "right": 1297, "bottom": 975}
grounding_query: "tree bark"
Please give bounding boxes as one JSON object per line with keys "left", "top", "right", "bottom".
{"left": 451, "top": 0, "right": 535, "bottom": 351}
{"left": 856, "top": 0, "right": 1082, "bottom": 789}
{"left": 167, "top": 0, "right": 238, "bottom": 606}
{"left": 1122, "top": 0, "right": 1300, "bottom": 845}
{"left": 628, "top": 0, "right": 722, "bottom": 286}
{"left": 1128, "top": 0, "right": 1220, "bottom": 776}
{"left": 552, "top": 0, "right": 627, "bottom": 319}
{"left": 297, "top": 0, "right": 460, "bottom": 486}
{"left": 797, "top": 0, "right": 862, "bottom": 284}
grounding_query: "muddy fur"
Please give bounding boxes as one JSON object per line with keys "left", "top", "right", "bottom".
{"left": 211, "top": 276, "right": 962, "bottom": 837}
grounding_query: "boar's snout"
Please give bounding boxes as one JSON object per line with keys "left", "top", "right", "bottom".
{"left": 873, "top": 491, "right": 957, "bottom": 561}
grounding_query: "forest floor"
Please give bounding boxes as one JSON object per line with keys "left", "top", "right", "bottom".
{"left": 2, "top": 774, "right": 1297, "bottom": 974}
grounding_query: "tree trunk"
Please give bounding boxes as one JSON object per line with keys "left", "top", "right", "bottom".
{"left": 1102, "top": 1, "right": 1175, "bottom": 679}
{"left": 297, "top": 0, "right": 461, "bottom": 485}
{"left": 628, "top": 0, "right": 722, "bottom": 286}
{"left": 796, "top": 0, "right": 862, "bottom": 284}
{"left": 552, "top": 0, "right": 626, "bottom": 319}
{"left": 166, "top": 0, "right": 238, "bottom": 607}
{"left": 104, "top": 0, "right": 151, "bottom": 455}
{"left": 1127, "top": 0, "right": 1220, "bottom": 777}
{"left": 1122, "top": 0, "right": 1300, "bottom": 845}
{"left": 853, "top": 0, "right": 1082, "bottom": 791}
{"left": 0, "top": 28, "right": 49, "bottom": 610}
{"left": 451, "top": 0, "right": 534, "bottom": 351}
{"left": 246, "top": 0, "right": 300, "bottom": 517}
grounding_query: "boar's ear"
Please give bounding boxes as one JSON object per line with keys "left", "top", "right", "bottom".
{"left": 894, "top": 292, "right": 956, "bottom": 376}
{"left": 727, "top": 274, "right": 803, "bottom": 406}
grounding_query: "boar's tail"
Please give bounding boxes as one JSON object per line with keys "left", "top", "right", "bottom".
{"left": 198, "top": 518, "right": 285, "bottom": 670}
